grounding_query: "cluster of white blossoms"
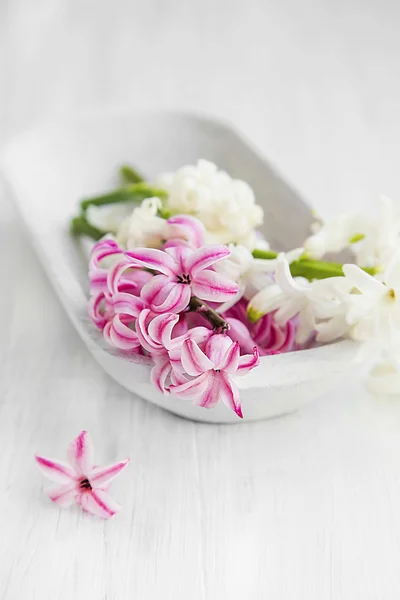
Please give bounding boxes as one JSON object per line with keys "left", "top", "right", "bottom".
{"left": 156, "top": 159, "right": 264, "bottom": 249}
{"left": 304, "top": 196, "right": 400, "bottom": 268}
{"left": 116, "top": 197, "right": 166, "bottom": 249}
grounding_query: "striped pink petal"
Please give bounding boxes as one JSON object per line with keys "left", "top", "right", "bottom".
{"left": 216, "top": 341, "right": 240, "bottom": 374}
{"left": 150, "top": 356, "right": 172, "bottom": 394}
{"left": 191, "top": 270, "right": 239, "bottom": 302}
{"left": 225, "top": 317, "right": 255, "bottom": 354}
{"left": 186, "top": 245, "right": 231, "bottom": 275}
{"left": 140, "top": 275, "right": 172, "bottom": 308}
{"left": 35, "top": 455, "right": 76, "bottom": 483}
{"left": 170, "top": 370, "right": 188, "bottom": 386}
{"left": 149, "top": 282, "right": 191, "bottom": 314}
{"left": 112, "top": 292, "right": 144, "bottom": 317}
{"left": 219, "top": 374, "right": 243, "bottom": 418}
{"left": 193, "top": 372, "right": 220, "bottom": 409}
{"left": 67, "top": 430, "right": 93, "bottom": 476}
{"left": 79, "top": 489, "right": 121, "bottom": 519}
{"left": 88, "top": 292, "right": 107, "bottom": 329}
{"left": 90, "top": 459, "right": 130, "bottom": 487}
{"left": 107, "top": 258, "right": 139, "bottom": 296}
{"left": 170, "top": 372, "right": 210, "bottom": 399}
{"left": 89, "top": 238, "right": 122, "bottom": 272}
{"left": 148, "top": 312, "right": 180, "bottom": 348}
{"left": 181, "top": 338, "right": 214, "bottom": 376}
{"left": 205, "top": 334, "right": 234, "bottom": 367}
{"left": 104, "top": 315, "right": 140, "bottom": 351}
{"left": 48, "top": 482, "right": 78, "bottom": 507}
{"left": 136, "top": 309, "right": 160, "bottom": 352}
{"left": 166, "top": 215, "right": 205, "bottom": 248}
{"left": 236, "top": 347, "right": 260, "bottom": 375}
{"left": 125, "top": 248, "right": 178, "bottom": 276}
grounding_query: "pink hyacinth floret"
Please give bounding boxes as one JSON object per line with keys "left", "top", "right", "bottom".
{"left": 125, "top": 244, "right": 239, "bottom": 313}
{"left": 223, "top": 299, "right": 297, "bottom": 356}
{"left": 171, "top": 334, "right": 259, "bottom": 418}
{"left": 35, "top": 430, "right": 129, "bottom": 519}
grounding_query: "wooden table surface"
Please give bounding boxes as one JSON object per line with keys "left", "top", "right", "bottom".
{"left": 2, "top": 1, "right": 400, "bottom": 598}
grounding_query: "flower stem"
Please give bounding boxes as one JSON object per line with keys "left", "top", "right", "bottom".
{"left": 252, "top": 249, "right": 379, "bottom": 279}
{"left": 189, "top": 296, "right": 229, "bottom": 333}
{"left": 70, "top": 215, "right": 106, "bottom": 240}
{"left": 80, "top": 183, "right": 167, "bottom": 212}
{"left": 119, "top": 164, "right": 144, "bottom": 184}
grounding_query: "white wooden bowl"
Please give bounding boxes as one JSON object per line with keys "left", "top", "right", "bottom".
{"left": 1, "top": 110, "right": 359, "bottom": 423}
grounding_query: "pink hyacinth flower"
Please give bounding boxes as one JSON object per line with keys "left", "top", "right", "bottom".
{"left": 125, "top": 245, "right": 239, "bottom": 314}
{"left": 135, "top": 308, "right": 211, "bottom": 393}
{"left": 170, "top": 334, "right": 259, "bottom": 418}
{"left": 35, "top": 431, "right": 129, "bottom": 519}
{"left": 89, "top": 238, "right": 123, "bottom": 293}
{"left": 164, "top": 215, "right": 205, "bottom": 249}
{"left": 223, "top": 299, "right": 296, "bottom": 356}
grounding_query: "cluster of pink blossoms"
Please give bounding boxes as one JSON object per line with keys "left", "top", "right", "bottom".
{"left": 88, "top": 215, "right": 296, "bottom": 418}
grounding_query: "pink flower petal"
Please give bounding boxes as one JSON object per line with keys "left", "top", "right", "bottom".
{"left": 165, "top": 246, "right": 192, "bottom": 272}
{"left": 216, "top": 341, "right": 240, "bottom": 374}
{"left": 79, "top": 489, "right": 121, "bottom": 519}
{"left": 170, "top": 372, "right": 210, "bottom": 399}
{"left": 225, "top": 317, "right": 255, "bottom": 354}
{"left": 35, "top": 455, "right": 76, "bottom": 483}
{"left": 48, "top": 482, "right": 78, "bottom": 507}
{"left": 125, "top": 248, "right": 178, "bottom": 277}
{"left": 150, "top": 356, "right": 172, "bottom": 394}
{"left": 186, "top": 245, "right": 231, "bottom": 275}
{"left": 67, "top": 431, "right": 93, "bottom": 476}
{"left": 107, "top": 258, "right": 139, "bottom": 296}
{"left": 112, "top": 292, "right": 144, "bottom": 317}
{"left": 166, "top": 215, "right": 205, "bottom": 248}
{"left": 193, "top": 372, "right": 220, "bottom": 409}
{"left": 149, "top": 282, "right": 191, "bottom": 314}
{"left": 191, "top": 270, "right": 239, "bottom": 302}
{"left": 181, "top": 338, "right": 214, "bottom": 376}
{"left": 205, "top": 334, "right": 234, "bottom": 367}
{"left": 140, "top": 274, "right": 173, "bottom": 308}
{"left": 88, "top": 292, "right": 107, "bottom": 329}
{"left": 237, "top": 347, "right": 260, "bottom": 375}
{"left": 148, "top": 313, "right": 180, "bottom": 349}
{"left": 136, "top": 309, "right": 160, "bottom": 352}
{"left": 89, "top": 238, "right": 122, "bottom": 272}
{"left": 104, "top": 315, "right": 140, "bottom": 350}
{"left": 90, "top": 459, "right": 130, "bottom": 487}
{"left": 219, "top": 373, "right": 243, "bottom": 418}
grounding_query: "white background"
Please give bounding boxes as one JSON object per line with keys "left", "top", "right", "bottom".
{"left": 2, "top": 1, "right": 400, "bottom": 598}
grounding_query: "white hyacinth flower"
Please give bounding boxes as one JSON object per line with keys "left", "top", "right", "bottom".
{"left": 247, "top": 254, "right": 344, "bottom": 344}
{"left": 342, "top": 249, "right": 400, "bottom": 351}
{"left": 304, "top": 196, "right": 400, "bottom": 268}
{"left": 352, "top": 196, "right": 400, "bottom": 268}
{"left": 304, "top": 212, "right": 368, "bottom": 260}
{"left": 116, "top": 197, "right": 166, "bottom": 249}
{"left": 156, "top": 159, "right": 264, "bottom": 250}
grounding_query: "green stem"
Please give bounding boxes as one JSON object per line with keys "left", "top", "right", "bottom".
{"left": 252, "top": 249, "right": 379, "bottom": 280}
{"left": 70, "top": 215, "right": 106, "bottom": 241}
{"left": 119, "top": 164, "right": 144, "bottom": 184}
{"left": 80, "top": 183, "right": 167, "bottom": 211}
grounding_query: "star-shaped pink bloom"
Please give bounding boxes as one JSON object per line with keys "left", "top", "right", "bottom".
{"left": 170, "top": 334, "right": 259, "bottom": 418}
{"left": 125, "top": 245, "right": 239, "bottom": 313}
{"left": 35, "top": 431, "right": 129, "bottom": 519}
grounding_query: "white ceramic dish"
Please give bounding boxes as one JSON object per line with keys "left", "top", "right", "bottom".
{"left": 1, "top": 110, "right": 359, "bottom": 423}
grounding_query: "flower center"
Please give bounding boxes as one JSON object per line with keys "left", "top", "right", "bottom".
{"left": 387, "top": 288, "right": 396, "bottom": 300}
{"left": 177, "top": 273, "right": 191, "bottom": 284}
{"left": 80, "top": 477, "right": 92, "bottom": 490}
